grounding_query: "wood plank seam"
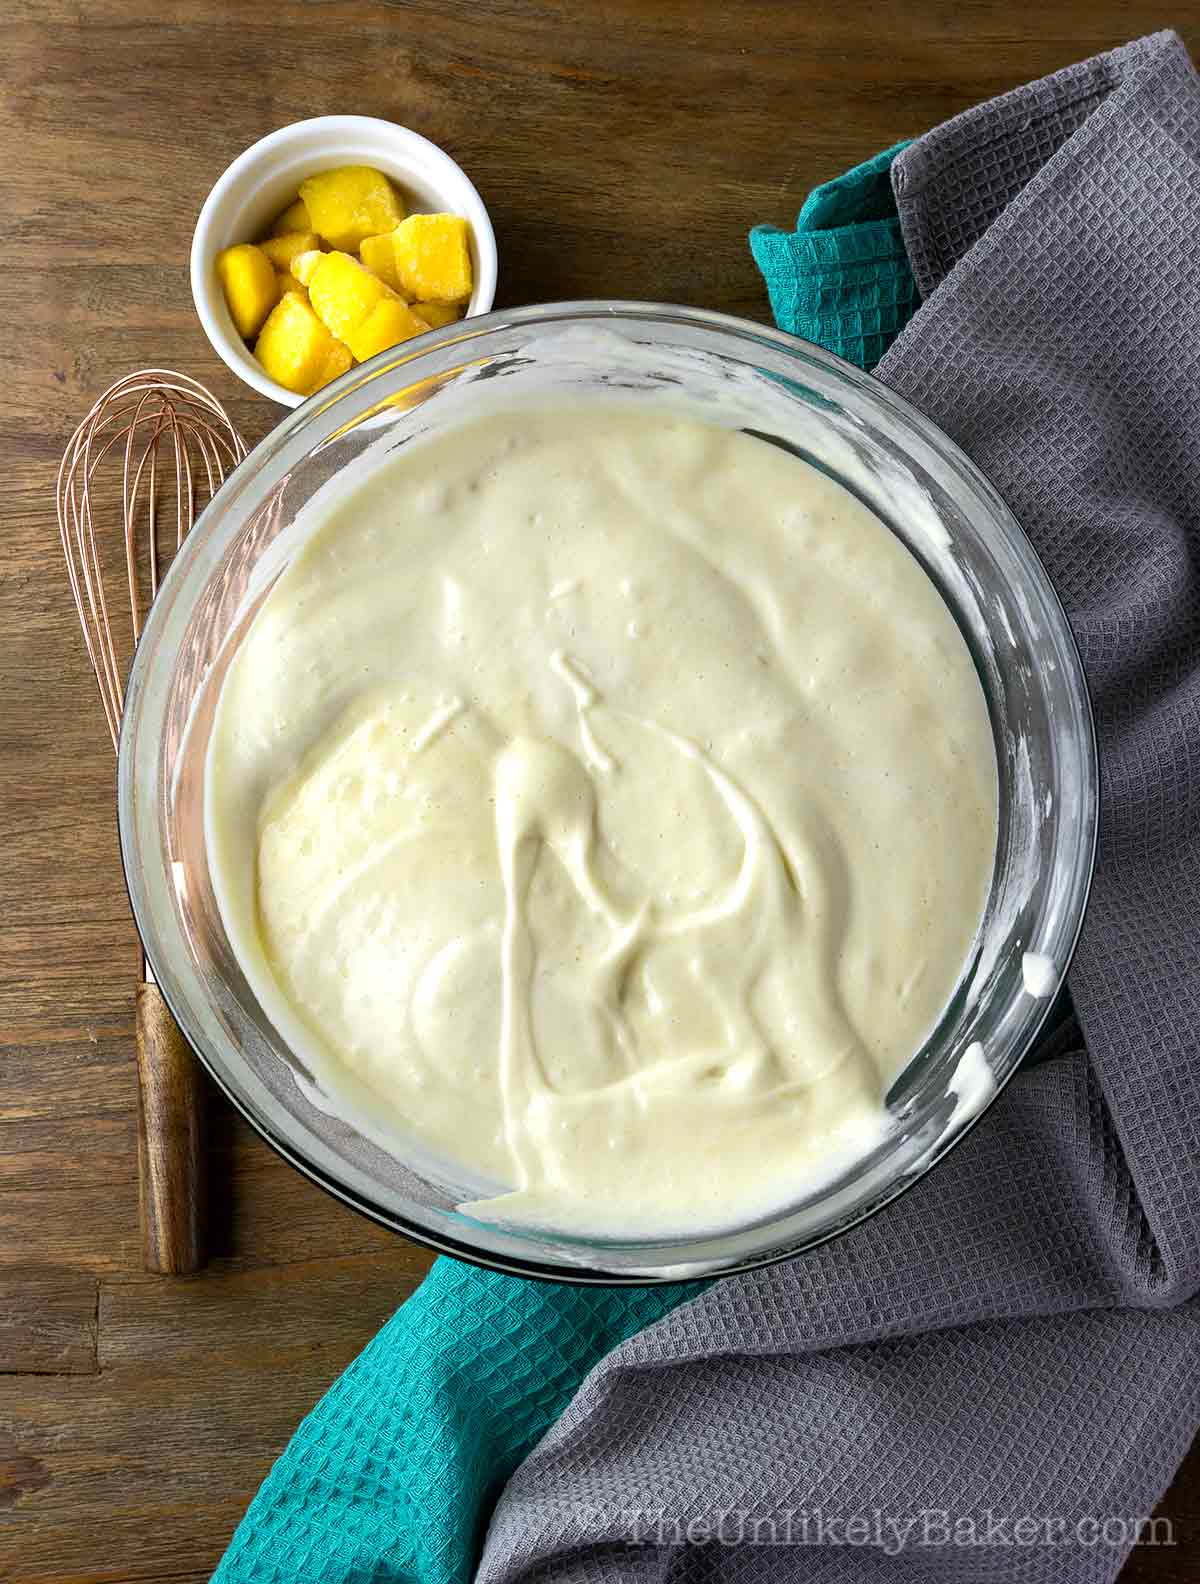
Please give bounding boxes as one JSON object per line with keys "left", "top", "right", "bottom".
{"left": 0, "top": 1269, "right": 100, "bottom": 1376}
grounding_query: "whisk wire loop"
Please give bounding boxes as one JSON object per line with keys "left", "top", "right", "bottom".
{"left": 56, "top": 370, "right": 248, "bottom": 750}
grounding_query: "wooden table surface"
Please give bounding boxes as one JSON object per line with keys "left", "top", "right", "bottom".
{"left": 2, "top": 1, "right": 1197, "bottom": 1578}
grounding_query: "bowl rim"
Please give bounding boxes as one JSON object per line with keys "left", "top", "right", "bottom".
{"left": 118, "top": 299, "right": 1099, "bottom": 1284}
{"left": 189, "top": 113, "right": 499, "bottom": 408}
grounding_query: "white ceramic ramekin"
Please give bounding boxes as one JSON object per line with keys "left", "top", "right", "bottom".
{"left": 190, "top": 115, "right": 498, "bottom": 408}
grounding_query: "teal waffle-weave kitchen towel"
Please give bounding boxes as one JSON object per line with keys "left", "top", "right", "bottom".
{"left": 749, "top": 139, "right": 916, "bottom": 366}
{"left": 212, "top": 1259, "right": 704, "bottom": 1582}
{"left": 212, "top": 147, "right": 916, "bottom": 1584}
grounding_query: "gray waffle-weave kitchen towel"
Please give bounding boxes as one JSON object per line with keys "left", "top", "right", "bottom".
{"left": 477, "top": 32, "right": 1200, "bottom": 1584}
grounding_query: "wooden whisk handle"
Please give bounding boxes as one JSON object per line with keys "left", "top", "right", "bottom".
{"left": 135, "top": 982, "right": 206, "bottom": 1274}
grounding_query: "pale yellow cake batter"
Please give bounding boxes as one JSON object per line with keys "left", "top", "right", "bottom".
{"left": 206, "top": 407, "right": 997, "bottom": 1234}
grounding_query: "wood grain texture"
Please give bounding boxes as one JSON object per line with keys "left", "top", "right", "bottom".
{"left": 0, "top": 1267, "right": 97, "bottom": 1375}
{"left": 1, "top": 0, "right": 1196, "bottom": 1578}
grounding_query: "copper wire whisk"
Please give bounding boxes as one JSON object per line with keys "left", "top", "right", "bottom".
{"left": 56, "top": 369, "right": 247, "bottom": 1275}
{"left": 57, "top": 369, "right": 247, "bottom": 749}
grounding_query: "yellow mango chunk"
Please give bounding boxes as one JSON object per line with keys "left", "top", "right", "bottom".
{"left": 359, "top": 232, "right": 405, "bottom": 294}
{"left": 291, "top": 249, "right": 324, "bottom": 287}
{"left": 254, "top": 292, "right": 353, "bottom": 397}
{"left": 347, "top": 296, "right": 430, "bottom": 361}
{"left": 275, "top": 271, "right": 307, "bottom": 300}
{"left": 392, "top": 213, "right": 473, "bottom": 303}
{"left": 299, "top": 166, "right": 405, "bottom": 252}
{"left": 308, "top": 251, "right": 428, "bottom": 362}
{"left": 216, "top": 243, "right": 279, "bottom": 339}
{"left": 412, "top": 300, "right": 463, "bottom": 330}
{"left": 270, "top": 198, "right": 311, "bottom": 237}
{"left": 308, "top": 251, "right": 390, "bottom": 345}
{"left": 312, "top": 337, "right": 355, "bottom": 392}
{"left": 261, "top": 230, "right": 321, "bottom": 271}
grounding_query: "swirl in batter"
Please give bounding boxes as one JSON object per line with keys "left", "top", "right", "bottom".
{"left": 205, "top": 407, "right": 997, "bottom": 1234}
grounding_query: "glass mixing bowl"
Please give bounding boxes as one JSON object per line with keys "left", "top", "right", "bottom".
{"left": 118, "top": 303, "right": 1097, "bottom": 1283}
